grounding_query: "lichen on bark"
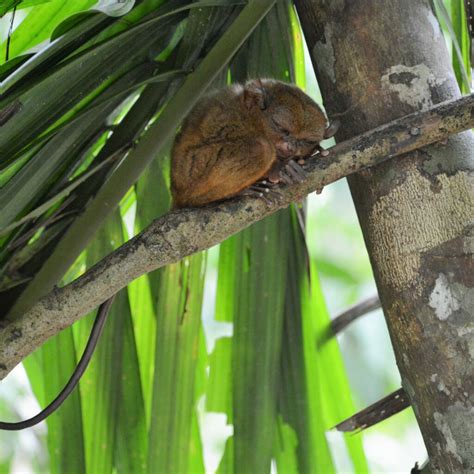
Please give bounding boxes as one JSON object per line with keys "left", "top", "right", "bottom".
{"left": 295, "top": 0, "right": 474, "bottom": 470}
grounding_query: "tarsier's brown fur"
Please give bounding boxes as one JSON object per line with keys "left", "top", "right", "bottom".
{"left": 171, "top": 79, "right": 336, "bottom": 208}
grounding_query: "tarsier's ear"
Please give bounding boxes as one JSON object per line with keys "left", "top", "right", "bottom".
{"left": 244, "top": 79, "right": 268, "bottom": 110}
{"left": 324, "top": 119, "right": 340, "bottom": 139}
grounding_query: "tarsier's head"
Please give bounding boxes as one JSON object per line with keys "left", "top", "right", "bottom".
{"left": 243, "top": 79, "right": 339, "bottom": 158}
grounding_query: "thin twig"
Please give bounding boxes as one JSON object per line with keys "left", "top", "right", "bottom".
{"left": 333, "top": 388, "right": 410, "bottom": 432}
{"left": 331, "top": 295, "right": 381, "bottom": 335}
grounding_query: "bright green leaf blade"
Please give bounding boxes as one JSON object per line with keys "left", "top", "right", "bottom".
{"left": 133, "top": 147, "right": 171, "bottom": 421}
{"left": 0, "top": 12, "right": 112, "bottom": 95}
{"left": 41, "top": 328, "right": 86, "bottom": 474}
{"left": 451, "top": 0, "right": 472, "bottom": 92}
{"left": 127, "top": 272, "right": 156, "bottom": 423}
{"left": 188, "top": 330, "right": 208, "bottom": 473}
{"left": 0, "top": 0, "right": 97, "bottom": 62}
{"left": 289, "top": 3, "right": 305, "bottom": 89}
{"left": 75, "top": 213, "right": 147, "bottom": 474}
{"left": 113, "top": 297, "right": 148, "bottom": 474}
{"left": 231, "top": 212, "right": 290, "bottom": 473}
{"left": 214, "top": 239, "right": 236, "bottom": 323}
{"left": 434, "top": 0, "right": 471, "bottom": 92}
{"left": 0, "top": 0, "right": 53, "bottom": 16}
{"left": 147, "top": 254, "right": 207, "bottom": 474}
{"left": 276, "top": 208, "right": 335, "bottom": 473}
{"left": 206, "top": 336, "right": 233, "bottom": 417}
{"left": 273, "top": 418, "right": 299, "bottom": 474}
{"left": 310, "top": 263, "right": 369, "bottom": 473}
{"left": 21, "top": 352, "right": 45, "bottom": 408}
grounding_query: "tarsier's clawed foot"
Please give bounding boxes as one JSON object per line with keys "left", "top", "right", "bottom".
{"left": 282, "top": 159, "right": 307, "bottom": 184}
{"left": 241, "top": 181, "right": 283, "bottom": 206}
{"left": 268, "top": 159, "right": 307, "bottom": 186}
{"left": 310, "top": 144, "right": 330, "bottom": 158}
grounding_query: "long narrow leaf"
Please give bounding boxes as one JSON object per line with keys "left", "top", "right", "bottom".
{"left": 0, "top": 12, "right": 113, "bottom": 94}
{"left": 147, "top": 254, "right": 207, "bottom": 473}
{"left": 434, "top": 0, "right": 471, "bottom": 91}
{"left": 0, "top": 0, "right": 97, "bottom": 61}
{"left": 0, "top": 11, "right": 183, "bottom": 164}
{"left": 76, "top": 212, "right": 146, "bottom": 474}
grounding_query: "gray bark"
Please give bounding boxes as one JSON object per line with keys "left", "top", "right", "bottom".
{"left": 294, "top": 0, "right": 473, "bottom": 471}
{"left": 1, "top": 94, "right": 472, "bottom": 381}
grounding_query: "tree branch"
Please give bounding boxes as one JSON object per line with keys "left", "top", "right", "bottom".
{"left": 319, "top": 294, "right": 381, "bottom": 344}
{"left": 331, "top": 294, "right": 381, "bottom": 335}
{"left": 0, "top": 93, "right": 473, "bottom": 380}
{"left": 333, "top": 388, "right": 410, "bottom": 432}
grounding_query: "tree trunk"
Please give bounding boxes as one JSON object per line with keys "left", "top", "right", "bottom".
{"left": 294, "top": 0, "right": 474, "bottom": 471}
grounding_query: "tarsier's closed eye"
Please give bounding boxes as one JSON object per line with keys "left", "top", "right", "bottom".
{"left": 271, "top": 117, "right": 290, "bottom": 136}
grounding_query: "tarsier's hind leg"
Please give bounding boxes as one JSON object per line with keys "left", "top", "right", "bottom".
{"left": 172, "top": 138, "right": 276, "bottom": 207}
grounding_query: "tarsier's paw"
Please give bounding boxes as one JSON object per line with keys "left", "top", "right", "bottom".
{"left": 279, "top": 159, "right": 306, "bottom": 185}
{"left": 310, "top": 145, "right": 330, "bottom": 157}
{"left": 242, "top": 181, "right": 283, "bottom": 206}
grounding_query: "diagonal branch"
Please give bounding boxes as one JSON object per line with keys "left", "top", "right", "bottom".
{"left": 333, "top": 388, "right": 410, "bottom": 432}
{"left": 0, "top": 93, "right": 473, "bottom": 380}
{"left": 331, "top": 295, "right": 381, "bottom": 335}
{"left": 319, "top": 294, "right": 381, "bottom": 344}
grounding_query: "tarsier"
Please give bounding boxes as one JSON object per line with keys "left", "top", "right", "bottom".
{"left": 171, "top": 79, "right": 339, "bottom": 208}
{"left": 0, "top": 80, "right": 338, "bottom": 431}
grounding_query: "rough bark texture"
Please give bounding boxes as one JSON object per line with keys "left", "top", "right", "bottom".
{"left": 294, "top": 0, "right": 473, "bottom": 471}
{"left": 335, "top": 388, "right": 410, "bottom": 432}
{"left": 1, "top": 95, "right": 472, "bottom": 381}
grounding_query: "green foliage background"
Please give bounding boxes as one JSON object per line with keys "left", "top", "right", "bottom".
{"left": 0, "top": 0, "right": 471, "bottom": 472}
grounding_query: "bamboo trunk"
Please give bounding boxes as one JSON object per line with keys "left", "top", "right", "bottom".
{"left": 294, "top": 0, "right": 474, "bottom": 471}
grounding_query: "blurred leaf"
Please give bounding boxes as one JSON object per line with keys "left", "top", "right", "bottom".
{"left": 273, "top": 418, "right": 299, "bottom": 473}
{"left": 276, "top": 208, "right": 335, "bottom": 473}
{"left": 40, "top": 328, "right": 86, "bottom": 474}
{"left": 231, "top": 213, "right": 290, "bottom": 473}
{"left": 1, "top": 12, "right": 113, "bottom": 95}
{"left": 434, "top": 0, "right": 471, "bottom": 92}
{"left": 311, "top": 261, "right": 369, "bottom": 472}
{"left": 0, "top": 0, "right": 52, "bottom": 16}
{"left": 315, "top": 259, "right": 360, "bottom": 285}
{"left": 133, "top": 146, "right": 171, "bottom": 422}
{"left": 207, "top": 337, "right": 233, "bottom": 416}
{"left": 76, "top": 212, "right": 147, "bottom": 474}
{"left": 451, "top": 0, "right": 472, "bottom": 92}
{"left": 0, "top": 53, "right": 33, "bottom": 81}
{"left": 94, "top": 0, "right": 136, "bottom": 17}
{"left": 147, "top": 254, "right": 207, "bottom": 473}
{"left": 0, "top": 0, "right": 97, "bottom": 61}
